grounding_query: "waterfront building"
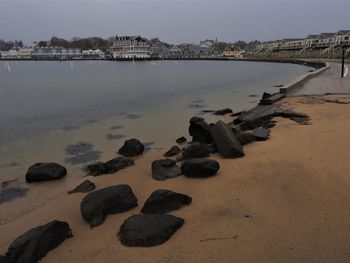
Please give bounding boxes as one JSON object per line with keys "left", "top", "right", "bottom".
{"left": 0, "top": 49, "right": 18, "bottom": 58}
{"left": 111, "top": 36, "right": 150, "bottom": 59}
{"left": 82, "top": 49, "right": 105, "bottom": 59}
{"left": 223, "top": 45, "right": 242, "bottom": 58}
{"left": 199, "top": 39, "right": 216, "bottom": 48}
{"left": 17, "top": 48, "right": 33, "bottom": 59}
{"left": 32, "top": 47, "right": 82, "bottom": 59}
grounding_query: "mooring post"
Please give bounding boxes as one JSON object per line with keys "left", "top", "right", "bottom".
{"left": 341, "top": 46, "right": 345, "bottom": 78}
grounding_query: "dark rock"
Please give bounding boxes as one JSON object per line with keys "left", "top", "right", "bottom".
{"left": 253, "top": 127, "right": 270, "bottom": 141}
{"left": 181, "top": 158, "right": 220, "bottom": 178}
{"left": 182, "top": 142, "right": 210, "bottom": 160}
{"left": 189, "top": 117, "right": 212, "bottom": 144}
{"left": 65, "top": 142, "right": 92, "bottom": 155}
{"left": 118, "top": 214, "right": 184, "bottom": 247}
{"left": 289, "top": 116, "right": 310, "bottom": 124}
{"left": 214, "top": 108, "right": 233, "bottom": 115}
{"left": 205, "top": 143, "right": 218, "bottom": 154}
{"left": 65, "top": 150, "right": 101, "bottom": 165}
{"left": 236, "top": 104, "right": 309, "bottom": 131}
{"left": 81, "top": 185, "right": 137, "bottom": 227}
{"left": 118, "top": 138, "right": 144, "bottom": 157}
{"left": 152, "top": 159, "right": 182, "bottom": 181}
{"left": 68, "top": 180, "right": 95, "bottom": 194}
{"left": 0, "top": 256, "right": 14, "bottom": 263}
{"left": 237, "top": 132, "right": 256, "bottom": 145}
{"left": 25, "top": 163, "right": 67, "bottom": 183}
{"left": 0, "top": 186, "right": 28, "bottom": 204}
{"left": 86, "top": 157, "right": 134, "bottom": 176}
{"left": 263, "top": 121, "right": 276, "bottom": 129}
{"left": 163, "top": 146, "right": 182, "bottom": 157}
{"left": 262, "top": 92, "right": 272, "bottom": 100}
{"left": 273, "top": 84, "right": 284, "bottom": 87}
{"left": 141, "top": 189, "right": 192, "bottom": 214}
{"left": 176, "top": 136, "right": 187, "bottom": 144}
{"left": 5, "top": 220, "right": 72, "bottom": 263}
{"left": 210, "top": 120, "right": 244, "bottom": 158}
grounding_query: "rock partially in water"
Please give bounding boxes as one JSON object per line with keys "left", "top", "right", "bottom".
{"left": 118, "top": 214, "right": 184, "bottom": 247}
{"left": 0, "top": 180, "right": 28, "bottom": 204}
{"left": 210, "top": 120, "right": 244, "bottom": 158}
{"left": 214, "top": 108, "right": 233, "bottom": 115}
{"left": 25, "top": 163, "right": 67, "bottom": 183}
{"left": 141, "top": 189, "right": 192, "bottom": 214}
{"left": 81, "top": 185, "right": 137, "bottom": 227}
{"left": 253, "top": 127, "right": 270, "bottom": 141}
{"left": 182, "top": 142, "right": 210, "bottom": 160}
{"left": 118, "top": 138, "right": 145, "bottom": 157}
{"left": 176, "top": 136, "right": 187, "bottom": 144}
{"left": 65, "top": 151, "right": 101, "bottom": 165}
{"left": 181, "top": 158, "right": 220, "bottom": 178}
{"left": 4, "top": 220, "right": 72, "bottom": 263}
{"left": 65, "top": 142, "right": 93, "bottom": 155}
{"left": 189, "top": 116, "right": 213, "bottom": 144}
{"left": 152, "top": 159, "right": 182, "bottom": 181}
{"left": 86, "top": 157, "right": 134, "bottom": 176}
{"left": 163, "top": 146, "right": 182, "bottom": 157}
{"left": 68, "top": 180, "right": 95, "bottom": 194}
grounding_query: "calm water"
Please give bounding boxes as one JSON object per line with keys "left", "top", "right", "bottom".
{"left": 0, "top": 60, "right": 310, "bottom": 180}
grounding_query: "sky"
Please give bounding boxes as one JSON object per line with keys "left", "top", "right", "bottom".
{"left": 0, "top": 0, "right": 349, "bottom": 45}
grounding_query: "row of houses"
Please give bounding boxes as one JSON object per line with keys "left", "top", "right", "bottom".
{"left": 0, "top": 47, "right": 105, "bottom": 59}
{"left": 256, "top": 30, "right": 350, "bottom": 52}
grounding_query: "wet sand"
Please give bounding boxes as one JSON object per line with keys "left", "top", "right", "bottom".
{"left": 1, "top": 92, "right": 350, "bottom": 262}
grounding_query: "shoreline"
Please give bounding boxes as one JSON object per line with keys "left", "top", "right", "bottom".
{"left": 1, "top": 62, "right": 350, "bottom": 262}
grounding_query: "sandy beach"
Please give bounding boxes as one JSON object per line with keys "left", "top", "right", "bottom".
{"left": 1, "top": 65, "right": 350, "bottom": 262}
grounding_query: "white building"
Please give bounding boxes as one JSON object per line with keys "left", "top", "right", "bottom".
{"left": 17, "top": 48, "right": 33, "bottom": 59}
{"left": 82, "top": 49, "right": 105, "bottom": 59}
{"left": 112, "top": 36, "right": 150, "bottom": 59}
{"left": 0, "top": 49, "right": 18, "bottom": 58}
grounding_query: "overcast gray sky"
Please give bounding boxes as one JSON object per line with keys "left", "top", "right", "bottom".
{"left": 0, "top": 0, "right": 349, "bottom": 45}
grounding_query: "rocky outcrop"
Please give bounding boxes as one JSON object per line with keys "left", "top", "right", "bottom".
{"left": 152, "top": 159, "right": 182, "bottom": 181}
{"left": 182, "top": 142, "right": 210, "bottom": 160}
{"left": 118, "top": 138, "right": 144, "bottom": 157}
{"left": 253, "top": 127, "right": 270, "bottom": 141}
{"left": 81, "top": 185, "right": 137, "bottom": 227}
{"left": 214, "top": 108, "right": 233, "bottom": 115}
{"left": 237, "top": 132, "right": 256, "bottom": 145}
{"left": 25, "top": 163, "right": 67, "bottom": 183}
{"left": 118, "top": 214, "right": 184, "bottom": 247}
{"left": 163, "top": 146, "right": 182, "bottom": 157}
{"left": 4, "top": 220, "right": 72, "bottom": 263}
{"left": 210, "top": 120, "right": 244, "bottom": 158}
{"left": 68, "top": 180, "right": 95, "bottom": 194}
{"left": 181, "top": 158, "right": 220, "bottom": 178}
{"left": 86, "top": 157, "right": 134, "bottom": 176}
{"left": 141, "top": 189, "right": 192, "bottom": 214}
{"left": 189, "top": 117, "right": 212, "bottom": 144}
{"left": 176, "top": 136, "right": 187, "bottom": 144}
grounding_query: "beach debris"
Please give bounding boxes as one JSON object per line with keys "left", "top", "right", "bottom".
{"left": 253, "top": 127, "right": 270, "bottom": 141}
{"left": 214, "top": 108, "right": 233, "bottom": 115}
{"left": 141, "top": 189, "right": 192, "bottom": 214}
{"left": 235, "top": 104, "right": 309, "bottom": 131}
{"left": 3, "top": 220, "right": 72, "bottom": 263}
{"left": 181, "top": 158, "right": 220, "bottom": 178}
{"left": 237, "top": 132, "right": 256, "bottom": 145}
{"left": 68, "top": 180, "right": 95, "bottom": 194}
{"left": 25, "top": 163, "right": 67, "bottom": 183}
{"left": 118, "top": 214, "right": 184, "bottom": 247}
{"left": 0, "top": 180, "right": 28, "bottom": 204}
{"left": 163, "top": 146, "right": 182, "bottom": 157}
{"left": 182, "top": 142, "right": 210, "bottom": 160}
{"left": 176, "top": 136, "right": 187, "bottom": 144}
{"left": 118, "top": 138, "right": 145, "bottom": 157}
{"left": 210, "top": 120, "right": 244, "bottom": 158}
{"left": 81, "top": 185, "right": 137, "bottom": 228}
{"left": 189, "top": 116, "right": 213, "bottom": 144}
{"left": 152, "top": 159, "right": 182, "bottom": 181}
{"left": 86, "top": 156, "right": 134, "bottom": 176}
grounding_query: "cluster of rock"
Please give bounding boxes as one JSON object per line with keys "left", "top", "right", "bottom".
{"left": 1, "top": 103, "right": 310, "bottom": 261}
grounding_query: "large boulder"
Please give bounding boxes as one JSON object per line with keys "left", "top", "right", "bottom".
{"left": 141, "top": 189, "right": 192, "bottom": 214}
{"left": 151, "top": 159, "right": 182, "bottom": 181}
{"left": 163, "top": 146, "right": 182, "bottom": 157}
{"left": 118, "top": 139, "right": 144, "bottom": 157}
{"left": 4, "top": 220, "right": 72, "bottom": 263}
{"left": 68, "top": 180, "right": 95, "bottom": 194}
{"left": 181, "top": 158, "right": 220, "bottom": 178}
{"left": 182, "top": 142, "right": 210, "bottom": 160}
{"left": 25, "top": 163, "right": 67, "bottom": 183}
{"left": 86, "top": 157, "right": 134, "bottom": 176}
{"left": 81, "top": 185, "right": 137, "bottom": 227}
{"left": 237, "top": 132, "right": 256, "bottom": 145}
{"left": 189, "top": 117, "right": 212, "bottom": 144}
{"left": 210, "top": 120, "right": 244, "bottom": 158}
{"left": 118, "top": 214, "right": 184, "bottom": 247}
